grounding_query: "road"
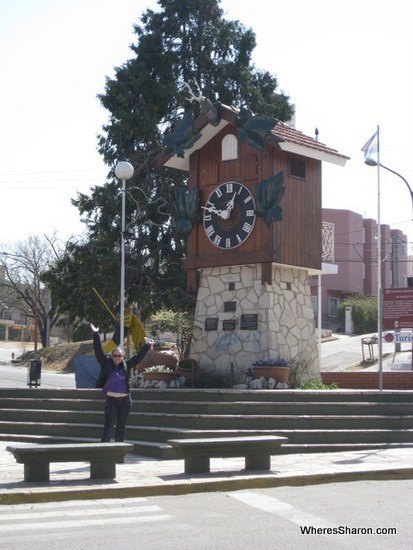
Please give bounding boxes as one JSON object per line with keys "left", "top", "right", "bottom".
{"left": 0, "top": 341, "right": 34, "bottom": 363}
{"left": 320, "top": 332, "right": 411, "bottom": 371}
{"left": 0, "top": 332, "right": 411, "bottom": 388}
{"left": 0, "top": 363, "right": 75, "bottom": 389}
{"left": 0, "top": 340, "right": 76, "bottom": 388}
{"left": 0, "top": 480, "right": 411, "bottom": 549}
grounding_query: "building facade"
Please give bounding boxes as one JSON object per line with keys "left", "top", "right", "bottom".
{"left": 310, "top": 208, "right": 409, "bottom": 330}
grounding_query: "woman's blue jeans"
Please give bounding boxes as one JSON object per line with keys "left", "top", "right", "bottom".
{"left": 101, "top": 395, "right": 131, "bottom": 442}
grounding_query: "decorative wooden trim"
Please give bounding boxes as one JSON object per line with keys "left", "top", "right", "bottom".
{"left": 184, "top": 250, "right": 277, "bottom": 270}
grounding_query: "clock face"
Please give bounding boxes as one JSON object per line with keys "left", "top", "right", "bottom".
{"left": 202, "top": 181, "right": 256, "bottom": 249}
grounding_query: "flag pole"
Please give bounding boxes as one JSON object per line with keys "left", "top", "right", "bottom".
{"left": 376, "top": 125, "right": 383, "bottom": 390}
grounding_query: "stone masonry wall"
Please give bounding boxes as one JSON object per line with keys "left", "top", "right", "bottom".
{"left": 190, "top": 264, "right": 319, "bottom": 383}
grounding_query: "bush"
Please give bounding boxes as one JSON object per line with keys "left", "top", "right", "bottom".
{"left": 197, "top": 370, "right": 232, "bottom": 388}
{"left": 150, "top": 309, "right": 194, "bottom": 359}
{"left": 338, "top": 295, "right": 377, "bottom": 333}
{"left": 288, "top": 358, "right": 311, "bottom": 389}
{"left": 299, "top": 378, "right": 338, "bottom": 390}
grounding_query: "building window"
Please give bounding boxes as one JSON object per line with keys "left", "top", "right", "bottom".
{"left": 1, "top": 309, "right": 11, "bottom": 321}
{"left": 20, "top": 313, "right": 27, "bottom": 325}
{"left": 222, "top": 134, "right": 238, "bottom": 161}
{"left": 289, "top": 157, "right": 306, "bottom": 179}
{"left": 328, "top": 297, "right": 340, "bottom": 317}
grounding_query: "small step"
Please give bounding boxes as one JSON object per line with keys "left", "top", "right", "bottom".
{"left": 269, "top": 428, "right": 413, "bottom": 445}
{"left": 1, "top": 387, "right": 412, "bottom": 404}
{"left": 126, "top": 411, "right": 413, "bottom": 431}
{"left": 0, "top": 433, "right": 99, "bottom": 445}
{"left": 0, "top": 397, "right": 104, "bottom": 411}
{"left": 129, "top": 399, "right": 413, "bottom": 416}
{"left": 128, "top": 440, "right": 177, "bottom": 460}
{"left": 279, "top": 442, "right": 413, "bottom": 454}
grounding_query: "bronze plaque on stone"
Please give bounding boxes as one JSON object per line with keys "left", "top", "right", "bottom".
{"left": 224, "top": 301, "right": 236, "bottom": 312}
{"left": 240, "top": 314, "right": 258, "bottom": 330}
{"left": 205, "top": 317, "right": 218, "bottom": 331}
{"left": 222, "top": 319, "right": 237, "bottom": 331}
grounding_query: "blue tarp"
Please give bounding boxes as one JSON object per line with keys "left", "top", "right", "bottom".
{"left": 74, "top": 355, "right": 100, "bottom": 388}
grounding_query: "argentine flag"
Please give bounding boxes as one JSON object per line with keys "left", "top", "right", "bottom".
{"left": 361, "top": 130, "right": 379, "bottom": 166}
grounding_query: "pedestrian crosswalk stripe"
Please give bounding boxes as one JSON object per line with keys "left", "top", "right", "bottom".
{"left": 0, "top": 504, "right": 162, "bottom": 524}
{"left": 0, "top": 514, "right": 171, "bottom": 533}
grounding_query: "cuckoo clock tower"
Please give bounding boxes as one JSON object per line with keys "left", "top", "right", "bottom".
{"left": 159, "top": 96, "right": 348, "bottom": 383}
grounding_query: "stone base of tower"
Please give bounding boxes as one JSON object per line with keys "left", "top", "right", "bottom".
{"left": 189, "top": 264, "right": 320, "bottom": 385}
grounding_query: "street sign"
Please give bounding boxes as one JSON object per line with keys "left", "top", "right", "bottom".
{"left": 384, "top": 331, "right": 413, "bottom": 343}
{"left": 383, "top": 288, "right": 413, "bottom": 330}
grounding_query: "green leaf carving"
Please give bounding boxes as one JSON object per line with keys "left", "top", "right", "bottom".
{"left": 163, "top": 111, "right": 202, "bottom": 158}
{"left": 256, "top": 171, "right": 285, "bottom": 226}
{"left": 235, "top": 108, "right": 277, "bottom": 151}
{"left": 171, "top": 187, "right": 200, "bottom": 235}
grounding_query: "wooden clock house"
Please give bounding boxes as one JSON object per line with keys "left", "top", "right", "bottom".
{"left": 160, "top": 102, "right": 349, "bottom": 383}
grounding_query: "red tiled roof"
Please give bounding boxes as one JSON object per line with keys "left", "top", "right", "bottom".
{"left": 160, "top": 104, "right": 349, "bottom": 170}
{"left": 273, "top": 121, "right": 350, "bottom": 161}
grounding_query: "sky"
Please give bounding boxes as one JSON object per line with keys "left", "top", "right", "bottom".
{"left": 1, "top": 0, "right": 412, "bottom": 251}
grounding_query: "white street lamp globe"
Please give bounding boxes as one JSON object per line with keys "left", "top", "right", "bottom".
{"left": 115, "top": 161, "right": 134, "bottom": 180}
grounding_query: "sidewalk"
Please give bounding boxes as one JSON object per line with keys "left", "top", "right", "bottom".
{"left": 1, "top": 441, "right": 412, "bottom": 505}
{"left": 320, "top": 333, "right": 412, "bottom": 372}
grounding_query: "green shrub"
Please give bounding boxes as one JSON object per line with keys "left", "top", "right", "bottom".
{"left": 150, "top": 309, "right": 194, "bottom": 358}
{"left": 338, "top": 295, "right": 377, "bottom": 333}
{"left": 197, "top": 370, "right": 232, "bottom": 388}
{"left": 299, "top": 378, "right": 338, "bottom": 390}
{"left": 288, "top": 358, "right": 311, "bottom": 389}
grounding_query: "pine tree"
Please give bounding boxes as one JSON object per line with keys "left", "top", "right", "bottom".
{"left": 47, "top": 0, "right": 293, "bottom": 330}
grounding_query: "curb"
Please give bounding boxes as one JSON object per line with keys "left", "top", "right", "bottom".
{"left": 1, "top": 466, "right": 412, "bottom": 505}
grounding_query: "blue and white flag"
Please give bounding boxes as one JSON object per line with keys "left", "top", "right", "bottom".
{"left": 361, "top": 130, "right": 379, "bottom": 166}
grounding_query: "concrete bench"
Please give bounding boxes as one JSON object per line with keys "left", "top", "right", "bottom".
{"left": 6, "top": 442, "right": 133, "bottom": 482}
{"left": 167, "top": 435, "right": 288, "bottom": 474}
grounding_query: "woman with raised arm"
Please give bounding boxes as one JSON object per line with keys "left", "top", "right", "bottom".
{"left": 90, "top": 322, "right": 151, "bottom": 442}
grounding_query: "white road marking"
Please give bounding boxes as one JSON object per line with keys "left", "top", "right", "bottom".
{"left": 229, "top": 490, "right": 336, "bottom": 528}
{"left": 0, "top": 497, "right": 170, "bottom": 534}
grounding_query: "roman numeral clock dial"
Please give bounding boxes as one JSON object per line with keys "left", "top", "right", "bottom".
{"left": 202, "top": 182, "right": 256, "bottom": 249}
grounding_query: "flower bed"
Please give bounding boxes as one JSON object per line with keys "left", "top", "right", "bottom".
{"left": 252, "top": 358, "right": 290, "bottom": 384}
{"left": 143, "top": 365, "right": 178, "bottom": 382}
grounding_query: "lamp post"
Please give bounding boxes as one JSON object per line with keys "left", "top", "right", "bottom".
{"left": 114, "top": 161, "right": 134, "bottom": 353}
{"left": 366, "top": 159, "right": 413, "bottom": 219}
{"left": 364, "top": 153, "right": 412, "bottom": 389}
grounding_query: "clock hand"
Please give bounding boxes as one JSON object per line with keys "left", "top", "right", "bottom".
{"left": 219, "top": 208, "right": 230, "bottom": 220}
{"left": 226, "top": 192, "right": 237, "bottom": 213}
{"left": 201, "top": 205, "right": 220, "bottom": 215}
{"left": 201, "top": 205, "right": 228, "bottom": 219}
{"left": 218, "top": 192, "right": 237, "bottom": 220}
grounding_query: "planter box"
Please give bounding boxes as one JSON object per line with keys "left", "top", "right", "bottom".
{"left": 137, "top": 350, "right": 178, "bottom": 373}
{"left": 143, "top": 371, "right": 178, "bottom": 383}
{"left": 252, "top": 366, "right": 290, "bottom": 383}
